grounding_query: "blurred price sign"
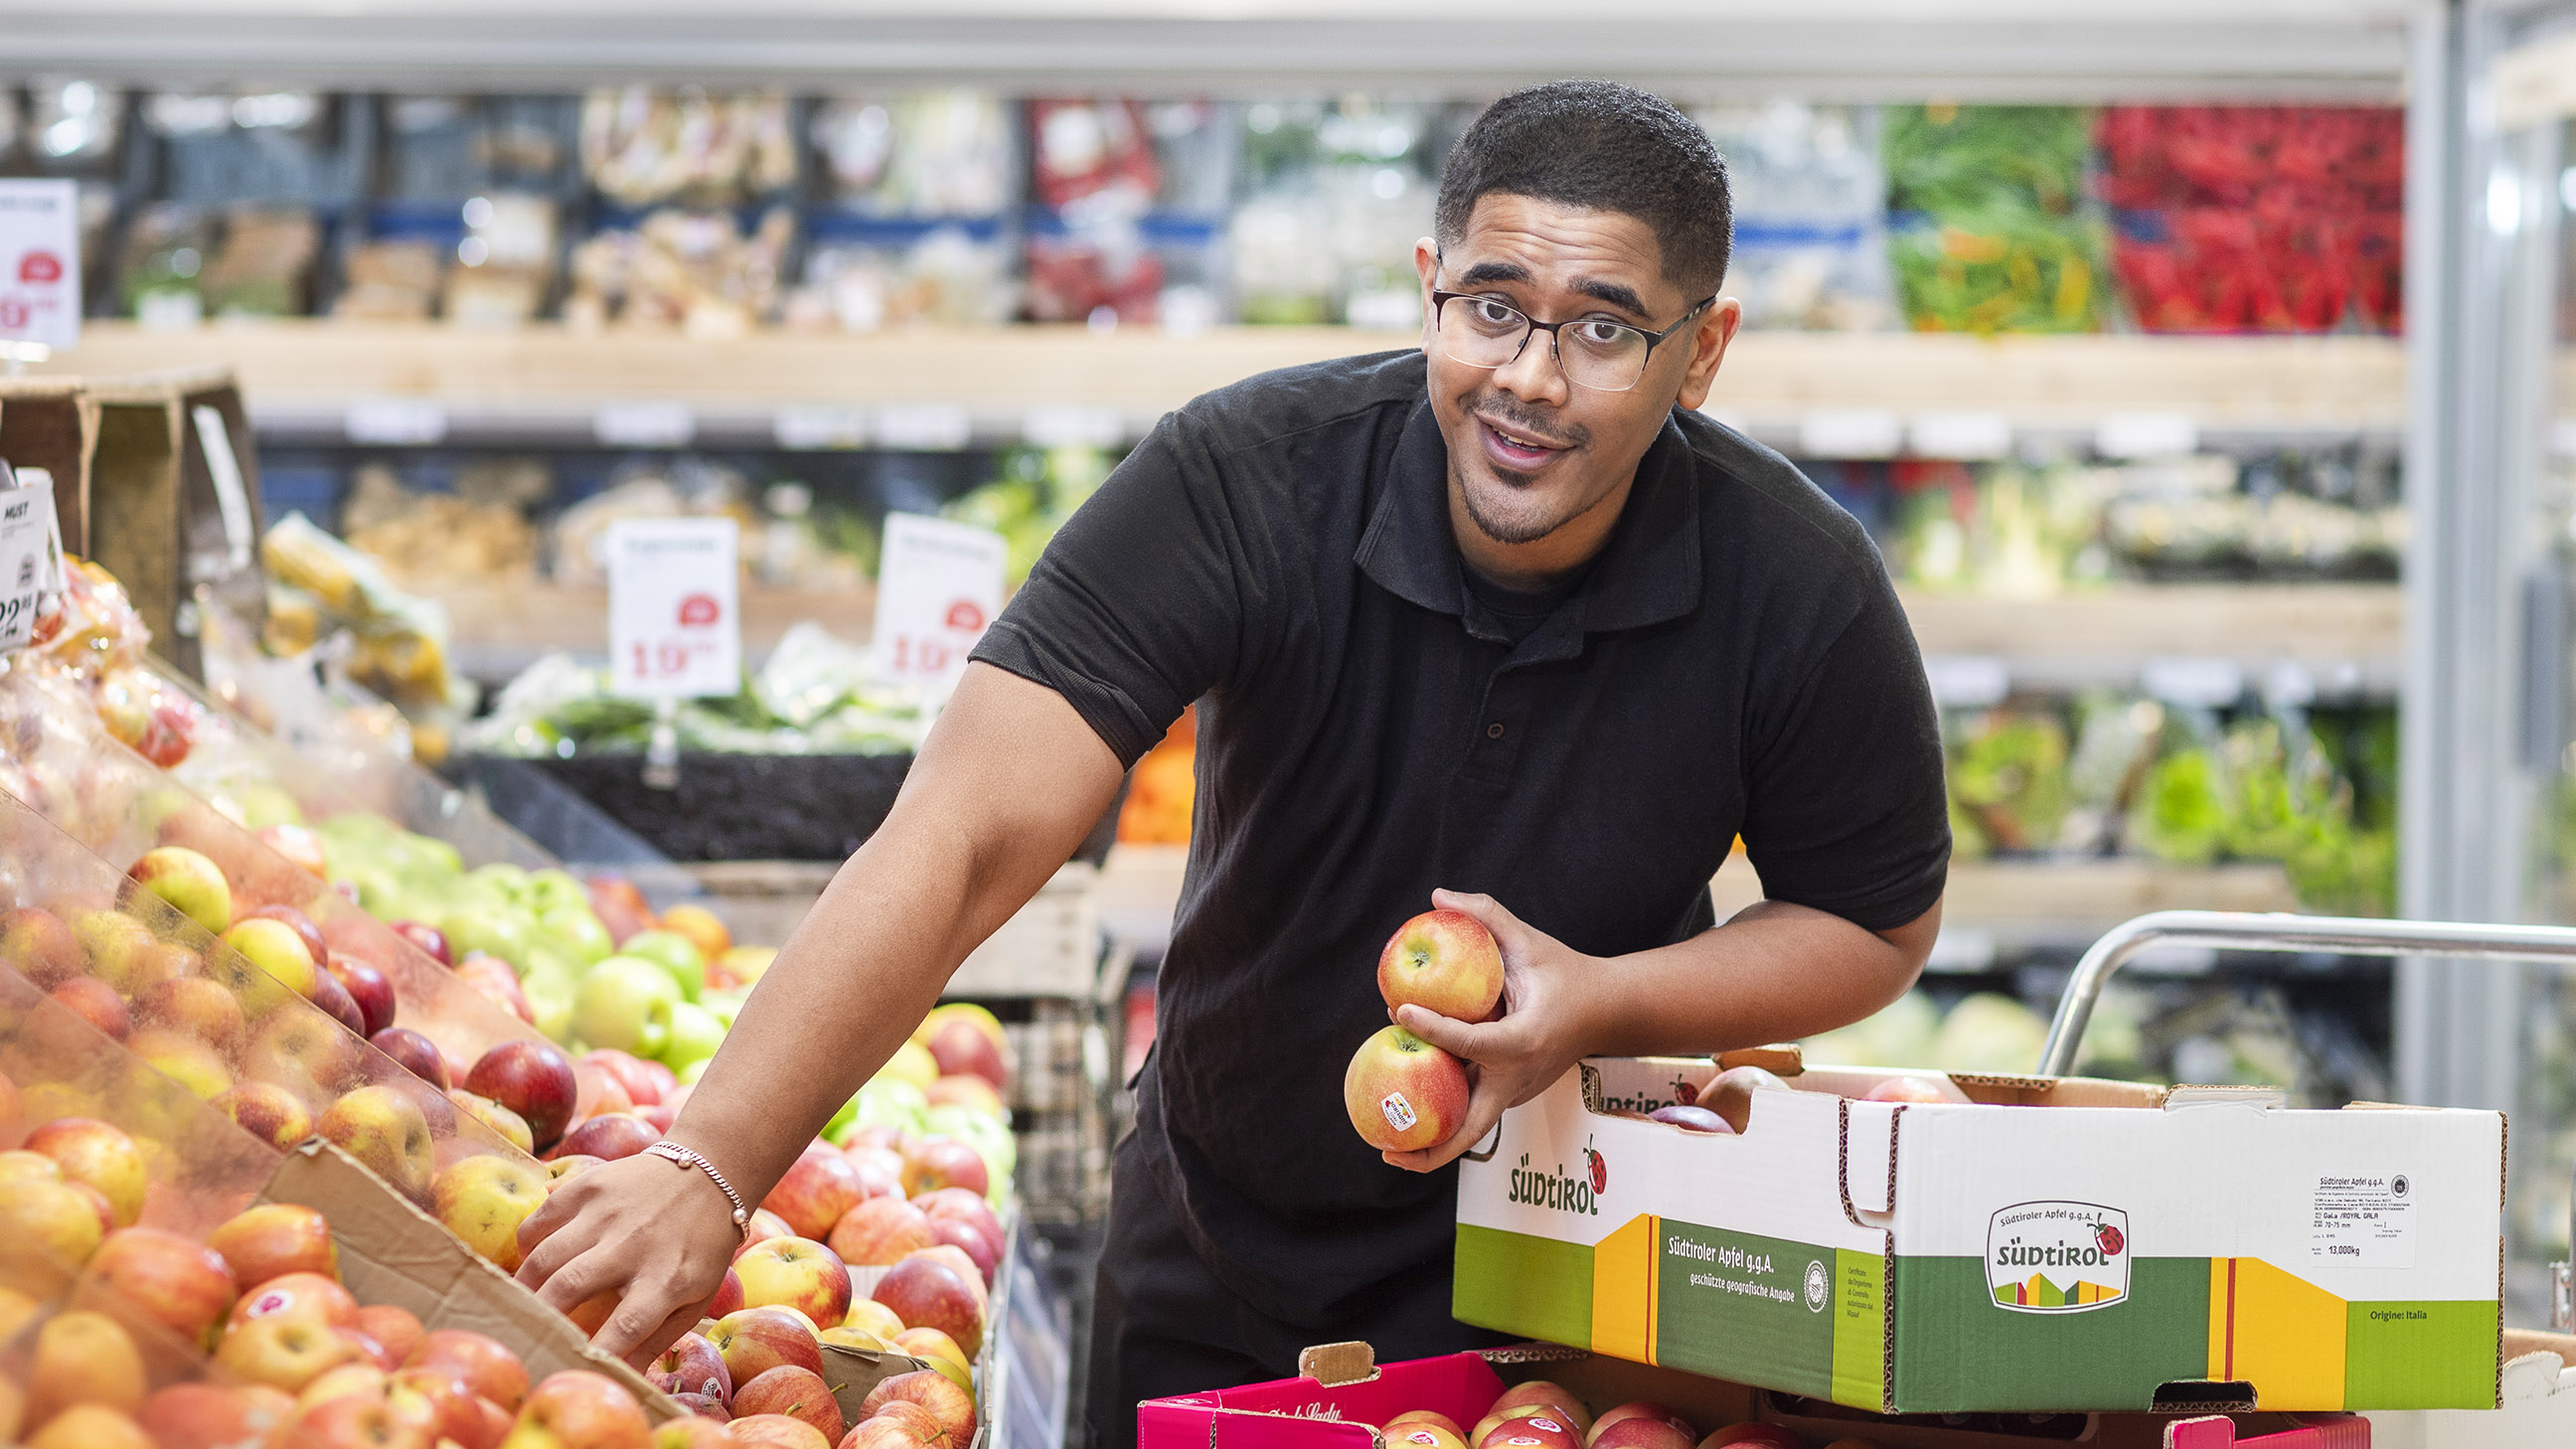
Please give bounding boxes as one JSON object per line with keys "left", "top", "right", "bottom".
{"left": 873, "top": 512, "right": 1005, "bottom": 699}
{"left": 345, "top": 398, "right": 449, "bottom": 446}
{"left": 606, "top": 518, "right": 739, "bottom": 700}
{"left": 0, "top": 180, "right": 80, "bottom": 351}
{"left": 1797, "top": 408, "right": 1902, "bottom": 459}
{"left": 594, "top": 402, "right": 696, "bottom": 449}
{"left": 0, "top": 464, "right": 63, "bottom": 653}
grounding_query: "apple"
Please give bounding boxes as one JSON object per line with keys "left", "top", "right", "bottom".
{"left": 391, "top": 1367, "right": 487, "bottom": 1449}
{"left": 652, "top": 1332, "right": 732, "bottom": 1406}
{"left": 729, "top": 1415, "right": 831, "bottom": 1449}
{"left": 366, "top": 1026, "right": 448, "bottom": 1089}
{"left": 230, "top": 1270, "right": 360, "bottom": 1334}
{"left": 1701, "top": 1065, "right": 1794, "bottom": 1134}
{"left": 26, "top": 1117, "right": 146, "bottom": 1225}
{"left": 923, "top": 1019, "right": 1007, "bottom": 1091}
{"left": 1392, "top": 1427, "right": 1469, "bottom": 1449}
{"left": 304, "top": 963, "right": 369, "bottom": 1037}
{"left": 327, "top": 952, "right": 400, "bottom": 1039}
{"left": 0, "top": 905, "right": 85, "bottom": 987}
{"left": 913, "top": 1245, "right": 986, "bottom": 1317}
{"left": 1483, "top": 1418, "right": 1581, "bottom": 1449}
{"left": 1491, "top": 1384, "right": 1593, "bottom": 1437}
{"left": 222, "top": 916, "right": 322, "bottom": 999}
{"left": 140, "top": 1382, "right": 293, "bottom": 1449}
{"left": 840, "top": 1298, "right": 904, "bottom": 1338}
{"left": 571, "top": 955, "right": 684, "bottom": 1059}
{"left": 73, "top": 909, "right": 157, "bottom": 989}
{"left": 217, "top": 1081, "right": 314, "bottom": 1150}
{"left": 257, "top": 823, "right": 329, "bottom": 878}
{"left": 890, "top": 1325, "right": 966, "bottom": 1370}
{"left": 857, "top": 1369, "right": 977, "bottom": 1447}
{"left": 1342, "top": 1026, "right": 1470, "bottom": 1153}
{"left": 80, "top": 1227, "right": 237, "bottom": 1347}
{"left": 209, "top": 1202, "right": 337, "bottom": 1289}
{"left": 928, "top": 1216, "right": 998, "bottom": 1284}
{"left": 659, "top": 1416, "right": 735, "bottom": 1446}
{"left": 317, "top": 1083, "right": 437, "bottom": 1201}
{"left": 28, "top": 1404, "right": 155, "bottom": 1449}
{"left": 1590, "top": 1414, "right": 1695, "bottom": 1449}
{"left": 48, "top": 976, "right": 129, "bottom": 1040}
{"left": 242, "top": 905, "right": 329, "bottom": 975}
{"left": 734, "top": 1366, "right": 842, "bottom": 1442}
{"left": 406, "top": 1329, "right": 529, "bottom": 1412}
{"left": 433, "top": 1153, "right": 551, "bottom": 1269}
{"left": 507, "top": 1369, "right": 650, "bottom": 1449}
{"left": 26, "top": 1308, "right": 145, "bottom": 1420}
{"left": 828, "top": 1197, "right": 935, "bottom": 1267}
{"left": 637, "top": 1102, "right": 680, "bottom": 1133}
{"left": 1389, "top": 1412, "right": 1466, "bottom": 1439}
{"left": 554, "top": 1111, "right": 658, "bottom": 1164}
{"left": 466, "top": 1041, "right": 579, "bottom": 1153}
{"left": 244, "top": 1007, "right": 364, "bottom": 1101}
{"left": 1589, "top": 1403, "right": 1689, "bottom": 1445}
{"left": 709, "top": 1266, "right": 745, "bottom": 1319}
{"left": 842, "top": 1401, "right": 955, "bottom": 1449}
{"left": 548, "top": 1153, "right": 607, "bottom": 1189}
{"left": 872, "top": 1253, "right": 983, "bottom": 1358}
{"left": 818, "top": 1324, "right": 890, "bottom": 1353}
{"left": 1696, "top": 1429, "right": 1803, "bottom": 1449}
{"left": 1864, "top": 1075, "right": 1949, "bottom": 1104}
{"left": 922, "top": 1075, "right": 1006, "bottom": 1117}
{"left": 659, "top": 904, "right": 731, "bottom": 963}
{"left": 900, "top": 1137, "right": 989, "bottom": 1200}
{"left": 138, "top": 975, "right": 247, "bottom": 1049}
{"left": 708, "top": 945, "right": 774, "bottom": 993}
{"left": 661, "top": 1001, "right": 725, "bottom": 1072}
{"left": 736, "top": 1208, "right": 795, "bottom": 1258}
{"left": 449, "top": 1089, "right": 538, "bottom": 1155}
{"left": 126, "top": 847, "right": 233, "bottom": 933}
{"left": 844, "top": 1146, "right": 905, "bottom": 1200}
{"left": 389, "top": 920, "right": 452, "bottom": 966}
{"left": 912, "top": 1188, "right": 1003, "bottom": 1245}
{"left": 218, "top": 1311, "right": 367, "bottom": 1392}
{"left": 618, "top": 931, "right": 705, "bottom": 1001}
{"left": 127, "top": 1027, "right": 233, "bottom": 1103}
{"left": 1377, "top": 908, "right": 1504, "bottom": 1022}
{"left": 1646, "top": 1104, "right": 1732, "bottom": 1134}
{"left": 767, "top": 1147, "right": 873, "bottom": 1240}
{"left": 735, "top": 1235, "right": 853, "bottom": 1327}
{"left": 0, "top": 1172, "right": 106, "bottom": 1265}
{"left": 709, "top": 1306, "right": 826, "bottom": 1385}
{"left": 581, "top": 1049, "right": 664, "bottom": 1108}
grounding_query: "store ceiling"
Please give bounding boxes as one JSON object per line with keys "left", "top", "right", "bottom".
{"left": 0, "top": 0, "right": 2422, "bottom": 100}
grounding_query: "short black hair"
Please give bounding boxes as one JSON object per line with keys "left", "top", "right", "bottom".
{"left": 1434, "top": 80, "right": 1733, "bottom": 298}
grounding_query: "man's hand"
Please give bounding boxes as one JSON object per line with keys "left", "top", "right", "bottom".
{"left": 513, "top": 1152, "right": 741, "bottom": 1368}
{"left": 1380, "top": 888, "right": 1601, "bottom": 1174}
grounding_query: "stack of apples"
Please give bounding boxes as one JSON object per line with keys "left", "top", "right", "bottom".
{"left": 1375, "top": 1380, "right": 1878, "bottom": 1449}
{"left": 1344, "top": 910, "right": 1502, "bottom": 1153}
{"left": 825, "top": 1004, "right": 1015, "bottom": 1209}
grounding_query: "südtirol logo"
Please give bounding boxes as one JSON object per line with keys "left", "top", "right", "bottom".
{"left": 1509, "top": 1138, "right": 1603, "bottom": 1217}
{"left": 1985, "top": 1201, "right": 2130, "bottom": 1314}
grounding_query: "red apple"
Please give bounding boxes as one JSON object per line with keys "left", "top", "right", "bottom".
{"left": 1483, "top": 1418, "right": 1581, "bottom": 1449}
{"left": 845, "top": 1146, "right": 904, "bottom": 1200}
{"left": 513, "top": 1370, "right": 650, "bottom": 1449}
{"left": 218, "top": 1081, "right": 314, "bottom": 1150}
{"left": 390, "top": 1367, "right": 486, "bottom": 1449}
{"left": 80, "top": 1227, "right": 237, "bottom": 1347}
{"left": 766, "top": 1146, "right": 872, "bottom": 1239}
{"left": 872, "top": 1253, "right": 984, "bottom": 1358}
{"left": 857, "top": 1369, "right": 977, "bottom": 1448}
{"left": 734, "top": 1235, "right": 852, "bottom": 1328}
{"left": 242, "top": 905, "right": 328, "bottom": 976}
{"left": 924, "top": 1020, "right": 1006, "bottom": 1090}
{"left": 652, "top": 1332, "right": 732, "bottom": 1406}
{"left": 137, "top": 975, "right": 247, "bottom": 1050}
{"left": 912, "top": 1188, "right": 1002, "bottom": 1248}
{"left": 843, "top": 1399, "right": 955, "bottom": 1449}
{"left": 1589, "top": 1403, "right": 1690, "bottom": 1446}
{"left": 709, "top": 1306, "right": 825, "bottom": 1385}
{"left": 1589, "top": 1413, "right": 1694, "bottom": 1449}
{"left": 639, "top": 1102, "right": 680, "bottom": 1133}
{"left": 1701, "top": 1065, "right": 1793, "bottom": 1134}
{"left": 372, "top": 1027, "right": 450, "bottom": 1089}
{"left": 304, "top": 964, "right": 368, "bottom": 1038}
{"left": 27, "top": 1117, "right": 147, "bottom": 1225}
{"left": 0, "top": 905, "right": 86, "bottom": 987}
{"left": 555, "top": 1111, "right": 657, "bottom": 1163}
{"left": 455, "top": 954, "right": 532, "bottom": 1024}
{"left": 390, "top": 921, "right": 451, "bottom": 967}
{"left": 326, "top": 952, "right": 399, "bottom": 1040}
{"left": 1376, "top": 908, "right": 1504, "bottom": 1022}
{"left": 731, "top": 1416, "right": 830, "bottom": 1449}
{"left": 1342, "top": 1026, "right": 1470, "bottom": 1153}
{"left": 139, "top": 1382, "right": 292, "bottom": 1449}
{"left": 900, "top": 1137, "right": 988, "bottom": 1200}
{"left": 208, "top": 1202, "right": 337, "bottom": 1290}
{"left": 406, "top": 1329, "right": 529, "bottom": 1412}
{"left": 464, "top": 1040, "right": 578, "bottom": 1153}
{"left": 734, "top": 1367, "right": 842, "bottom": 1444}
{"left": 49, "top": 976, "right": 130, "bottom": 1041}
{"left": 665, "top": 1402, "right": 732, "bottom": 1434}
{"left": 1647, "top": 1104, "right": 1732, "bottom": 1134}
{"left": 356, "top": 1303, "right": 423, "bottom": 1368}
{"left": 1389, "top": 1412, "right": 1465, "bottom": 1439}
{"left": 276, "top": 1389, "right": 433, "bottom": 1449}
{"left": 929, "top": 1216, "right": 997, "bottom": 1284}
{"left": 709, "top": 1266, "right": 745, "bottom": 1320}
{"left": 582, "top": 1049, "right": 665, "bottom": 1109}
{"left": 1491, "top": 1384, "right": 1593, "bottom": 1437}
{"left": 228, "top": 1270, "right": 359, "bottom": 1332}
{"left": 1863, "top": 1075, "right": 1950, "bottom": 1104}
{"left": 1392, "top": 1427, "right": 1468, "bottom": 1449}
{"left": 828, "top": 1198, "right": 935, "bottom": 1267}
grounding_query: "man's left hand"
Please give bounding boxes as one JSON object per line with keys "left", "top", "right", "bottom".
{"left": 1380, "top": 887, "right": 1601, "bottom": 1173}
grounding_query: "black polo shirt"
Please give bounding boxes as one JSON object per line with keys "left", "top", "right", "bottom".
{"left": 973, "top": 348, "right": 1949, "bottom": 1324}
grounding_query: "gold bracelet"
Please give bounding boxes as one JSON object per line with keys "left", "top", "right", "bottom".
{"left": 645, "top": 1140, "right": 751, "bottom": 1243}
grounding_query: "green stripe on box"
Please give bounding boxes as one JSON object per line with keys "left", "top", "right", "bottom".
{"left": 1830, "top": 1248, "right": 1887, "bottom": 1410}
{"left": 1453, "top": 1223, "right": 1593, "bottom": 1349}
{"left": 2343, "top": 1300, "right": 2499, "bottom": 1409}
{"left": 1890, "top": 1256, "right": 2211, "bottom": 1412}
{"left": 1653, "top": 1220, "right": 1838, "bottom": 1401}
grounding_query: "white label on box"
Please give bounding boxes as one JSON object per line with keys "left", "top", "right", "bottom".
{"left": 872, "top": 512, "right": 1005, "bottom": 699}
{"left": 0, "top": 179, "right": 81, "bottom": 351}
{"left": 773, "top": 404, "right": 869, "bottom": 451}
{"left": 2312, "top": 1171, "right": 2416, "bottom": 1268}
{"left": 594, "top": 402, "right": 696, "bottom": 449}
{"left": 346, "top": 399, "right": 449, "bottom": 446}
{"left": 606, "top": 518, "right": 740, "bottom": 701}
{"left": 0, "top": 477, "right": 60, "bottom": 652}
{"left": 1987, "top": 1201, "right": 2130, "bottom": 1313}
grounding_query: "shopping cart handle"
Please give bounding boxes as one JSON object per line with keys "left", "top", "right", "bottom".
{"left": 2037, "top": 909, "right": 2576, "bottom": 1078}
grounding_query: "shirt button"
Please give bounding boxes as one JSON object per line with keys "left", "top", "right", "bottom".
{"left": 1486, "top": 722, "right": 1506, "bottom": 739}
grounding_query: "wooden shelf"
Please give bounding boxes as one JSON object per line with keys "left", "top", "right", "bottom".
{"left": 38, "top": 321, "right": 2410, "bottom": 449}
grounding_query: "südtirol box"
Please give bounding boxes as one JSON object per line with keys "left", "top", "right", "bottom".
{"left": 1451, "top": 1054, "right": 2504, "bottom": 1415}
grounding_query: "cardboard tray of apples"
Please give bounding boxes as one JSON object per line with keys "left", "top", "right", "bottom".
{"left": 1140, "top": 1342, "right": 2369, "bottom": 1449}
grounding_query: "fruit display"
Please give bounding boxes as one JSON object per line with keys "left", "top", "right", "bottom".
{"left": 1345, "top": 911, "right": 1497, "bottom": 1154}
{"left": 1314, "top": 1375, "right": 1882, "bottom": 1449}
{"left": 259, "top": 512, "right": 467, "bottom": 725}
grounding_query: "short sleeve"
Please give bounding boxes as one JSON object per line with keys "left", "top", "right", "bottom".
{"left": 1737, "top": 579, "right": 1952, "bottom": 932}
{"left": 970, "top": 408, "right": 1250, "bottom": 768}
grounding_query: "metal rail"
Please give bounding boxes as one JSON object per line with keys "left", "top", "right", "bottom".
{"left": 2037, "top": 909, "right": 2576, "bottom": 1078}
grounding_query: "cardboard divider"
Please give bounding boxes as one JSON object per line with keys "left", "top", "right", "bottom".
{"left": 80, "top": 368, "right": 266, "bottom": 681}
{"left": 0, "top": 377, "right": 94, "bottom": 551}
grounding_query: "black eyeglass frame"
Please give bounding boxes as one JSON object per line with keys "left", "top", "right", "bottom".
{"left": 1427, "top": 286, "right": 1718, "bottom": 393}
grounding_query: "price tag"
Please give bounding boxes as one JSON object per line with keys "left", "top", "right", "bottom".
{"left": 0, "top": 179, "right": 80, "bottom": 351}
{"left": 0, "top": 469, "right": 62, "bottom": 653}
{"left": 346, "top": 399, "right": 449, "bottom": 446}
{"left": 1796, "top": 408, "right": 1902, "bottom": 459}
{"left": 773, "top": 404, "right": 870, "bottom": 451}
{"left": 1923, "top": 654, "right": 2011, "bottom": 709}
{"left": 872, "top": 512, "right": 1005, "bottom": 699}
{"left": 1021, "top": 405, "right": 1122, "bottom": 448}
{"left": 606, "top": 518, "right": 740, "bottom": 700}
{"left": 2142, "top": 656, "right": 2246, "bottom": 708}
{"left": 1908, "top": 410, "right": 2012, "bottom": 460}
{"left": 594, "top": 402, "right": 696, "bottom": 449}
{"left": 2096, "top": 412, "right": 2199, "bottom": 460}
{"left": 875, "top": 404, "right": 973, "bottom": 451}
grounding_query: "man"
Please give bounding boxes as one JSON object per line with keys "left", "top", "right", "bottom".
{"left": 516, "top": 80, "right": 1949, "bottom": 1449}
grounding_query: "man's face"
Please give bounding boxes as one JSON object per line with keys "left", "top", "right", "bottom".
{"left": 1415, "top": 194, "right": 1739, "bottom": 554}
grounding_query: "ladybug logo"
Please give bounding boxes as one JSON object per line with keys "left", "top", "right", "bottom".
{"left": 1583, "top": 1145, "right": 1606, "bottom": 1196}
{"left": 2093, "top": 1222, "right": 2125, "bottom": 1257}
{"left": 1673, "top": 1079, "right": 1698, "bottom": 1105}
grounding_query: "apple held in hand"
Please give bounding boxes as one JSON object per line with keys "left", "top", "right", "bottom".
{"left": 1343, "top": 1026, "right": 1469, "bottom": 1153}
{"left": 1377, "top": 908, "right": 1504, "bottom": 1022}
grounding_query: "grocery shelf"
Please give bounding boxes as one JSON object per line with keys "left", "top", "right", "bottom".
{"left": 436, "top": 579, "right": 878, "bottom": 681}
{"left": 37, "top": 321, "right": 2409, "bottom": 452}
{"left": 1097, "top": 843, "right": 2301, "bottom": 962}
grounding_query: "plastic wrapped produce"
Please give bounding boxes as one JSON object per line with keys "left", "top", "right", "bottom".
{"left": 564, "top": 205, "right": 792, "bottom": 335}
{"left": 1698, "top": 101, "right": 1896, "bottom": 330}
{"left": 1232, "top": 98, "right": 1451, "bottom": 327}
{"left": 1885, "top": 104, "right": 2105, "bottom": 334}
{"left": 258, "top": 514, "right": 463, "bottom": 725}
{"left": 580, "top": 87, "right": 793, "bottom": 207}
{"left": 812, "top": 90, "right": 1016, "bottom": 216}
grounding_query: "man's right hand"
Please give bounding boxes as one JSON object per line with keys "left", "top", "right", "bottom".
{"left": 514, "top": 1150, "right": 742, "bottom": 1368}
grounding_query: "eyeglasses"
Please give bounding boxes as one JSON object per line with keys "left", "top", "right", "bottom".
{"left": 1429, "top": 287, "right": 1715, "bottom": 394}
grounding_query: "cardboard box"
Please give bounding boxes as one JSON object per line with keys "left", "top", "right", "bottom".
{"left": 1453, "top": 1057, "right": 2504, "bottom": 1415}
{"left": 1137, "top": 1343, "right": 2367, "bottom": 1449}
{"left": 2365, "top": 1330, "right": 2576, "bottom": 1448}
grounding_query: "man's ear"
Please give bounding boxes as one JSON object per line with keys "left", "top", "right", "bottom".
{"left": 1414, "top": 238, "right": 1441, "bottom": 352}
{"left": 1673, "top": 296, "right": 1743, "bottom": 413}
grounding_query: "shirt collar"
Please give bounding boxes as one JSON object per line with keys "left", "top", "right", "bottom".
{"left": 1355, "top": 397, "right": 1703, "bottom": 636}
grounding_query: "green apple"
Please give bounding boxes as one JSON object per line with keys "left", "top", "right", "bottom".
{"left": 660, "top": 1000, "right": 726, "bottom": 1071}
{"left": 854, "top": 1077, "right": 929, "bottom": 1135}
{"left": 538, "top": 906, "right": 614, "bottom": 967}
{"left": 824, "top": 1091, "right": 863, "bottom": 1141}
{"left": 469, "top": 863, "right": 532, "bottom": 901}
{"left": 442, "top": 907, "right": 534, "bottom": 972}
{"left": 701, "top": 990, "right": 746, "bottom": 1028}
{"left": 235, "top": 781, "right": 306, "bottom": 830}
{"left": 618, "top": 930, "right": 706, "bottom": 1001}
{"left": 930, "top": 1103, "right": 1016, "bottom": 1183}
{"left": 677, "top": 1056, "right": 712, "bottom": 1086}
{"left": 527, "top": 869, "right": 589, "bottom": 914}
{"left": 524, "top": 976, "right": 576, "bottom": 1043}
{"left": 572, "top": 955, "right": 682, "bottom": 1057}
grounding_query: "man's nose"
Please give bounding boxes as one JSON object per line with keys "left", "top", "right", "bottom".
{"left": 1492, "top": 328, "right": 1572, "bottom": 406}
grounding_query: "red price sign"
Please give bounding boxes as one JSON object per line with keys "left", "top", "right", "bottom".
{"left": 606, "top": 519, "right": 740, "bottom": 700}
{"left": 873, "top": 514, "right": 1006, "bottom": 698}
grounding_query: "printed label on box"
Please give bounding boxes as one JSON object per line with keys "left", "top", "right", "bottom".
{"left": 1986, "top": 1202, "right": 2130, "bottom": 1313}
{"left": 2313, "top": 1172, "right": 2416, "bottom": 1269}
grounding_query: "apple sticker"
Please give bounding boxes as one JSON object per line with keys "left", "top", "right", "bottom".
{"left": 1380, "top": 1092, "right": 1418, "bottom": 1134}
